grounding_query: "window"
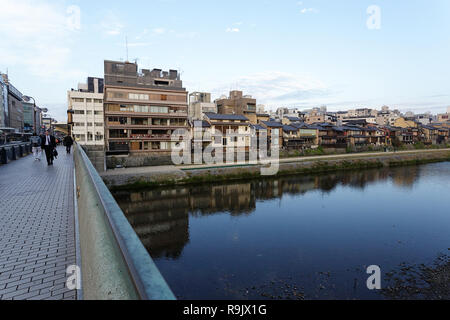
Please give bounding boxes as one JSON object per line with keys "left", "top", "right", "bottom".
{"left": 131, "top": 118, "right": 148, "bottom": 125}
{"left": 112, "top": 92, "right": 124, "bottom": 99}
{"left": 86, "top": 110, "right": 92, "bottom": 115}
{"left": 74, "top": 110, "right": 85, "bottom": 115}
{"left": 129, "top": 93, "right": 149, "bottom": 100}
{"left": 74, "top": 134, "right": 85, "bottom": 141}
{"left": 161, "top": 95, "right": 167, "bottom": 101}
{"left": 133, "top": 105, "right": 149, "bottom": 113}
{"left": 94, "top": 111, "right": 103, "bottom": 115}
{"left": 155, "top": 80, "right": 169, "bottom": 86}
{"left": 94, "top": 99, "right": 103, "bottom": 103}
{"left": 95, "top": 123, "right": 103, "bottom": 127}
{"left": 108, "top": 117, "right": 127, "bottom": 125}
{"left": 150, "top": 106, "right": 168, "bottom": 113}
{"left": 86, "top": 99, "right": 93, "bottom": 103}
{"left": 152, "top": 118, "right": 168, "bottom": 126}
{"left": 120, "top": 105, "right": 132, "bottom": 112}
{"left": 109, "top": 129, "right": 128, "bottom": 138}
{"left": 72, "top": 98, "right": 84, "bottom": 103}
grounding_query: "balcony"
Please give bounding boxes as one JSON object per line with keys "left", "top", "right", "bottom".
{"left": 130, "top": 134, "right": 171, "bottom": 140}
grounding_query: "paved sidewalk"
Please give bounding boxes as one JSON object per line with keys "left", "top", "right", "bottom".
{"left": 0, "top": 147, "right": 77, "bottom": 300}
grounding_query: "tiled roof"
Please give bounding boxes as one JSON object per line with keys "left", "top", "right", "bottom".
{"left": 192, "top": 120, "right": 211, "bottom": 128}
{"left": 261, "top": 121, "right": 283, "bottom": 128}
{"left": 250, "top": 124, "right": 266, "bottom": 130}
{"left": 284, "top": 116, "right": 301, "bottom": 121}
{"left": 204, "top": 113, "right": 249, "bottom": 121}
{"left": 282, "top": 125, "right": 298, "bottom": 132}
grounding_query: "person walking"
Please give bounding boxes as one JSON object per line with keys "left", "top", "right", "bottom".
{"left": 41, "top": 130, "right": 57, "bottom": 166}
{"left": 63, "top": 135, "right": 74, "bottom": 154}
{"left": 30, "top": 132, "right": 42, "bottom": 161}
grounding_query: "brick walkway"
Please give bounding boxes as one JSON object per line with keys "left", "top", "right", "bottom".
{"left": 0, "top": 147, "right": 77, "bottom": 300}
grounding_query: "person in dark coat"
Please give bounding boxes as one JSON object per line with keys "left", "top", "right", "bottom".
{"left": 41, "top": 130, "right": 57, "bottom": 165}
{"left": 63, "top": 135, "right": 74, "bottom": 154}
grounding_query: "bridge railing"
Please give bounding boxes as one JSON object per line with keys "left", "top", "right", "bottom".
{"left": 73, "top": 143, "right": 175, "bottom": 300}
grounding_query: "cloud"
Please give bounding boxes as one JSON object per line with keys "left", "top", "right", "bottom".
{"left": 226, "top": 27, "right": 240, "bottom": 33}
{"left": 175, "top": 31, "right": 199, "bottom": 39}
{"left": 207, "top": 72, "right": 331, "bottom": 108}
{"left": 0, "top": 0, "right": 85, "bottom": 80}
{"left": 117, "top": 42, "right": 152, "bottom": 48}
{"left": 152, "top": 27, "right": 166, "bottom": 35}
{"left": 300, "top": 8, "right": 319, "bottom": 14}
{"left": 101, "top": 12, "right": 124, "bottom": 35}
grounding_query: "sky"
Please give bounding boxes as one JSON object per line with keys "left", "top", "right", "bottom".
{"left": 0, "top": 0, "right": 449, "bottom": 122}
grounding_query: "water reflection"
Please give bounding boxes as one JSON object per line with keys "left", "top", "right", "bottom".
{"left": 114, "top": 166, "right": 422, "bottom": 259}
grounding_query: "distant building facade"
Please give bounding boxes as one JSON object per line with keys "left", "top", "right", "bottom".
{"left": 203, "top": 112, "right": 251, "bottom": 153}
{"left": 104, "top": 60, "right": 188, "bottom": 155}
{"left": 0, "top": 74, "right": 7, "bottom": 128}
{"left": 6, "top": 80, "right": 24, "bottom": 133}
{"left": 68, "top": 77, "right": 105, "bottom": 146}
{"left": 188, "top": 92, "right": 216, "bottom": 120}
{"left": 22, "top": 101, "right": 35, "bottom": 133}
{"left": 215, "top": 91, "right": 257, "bottom": 124}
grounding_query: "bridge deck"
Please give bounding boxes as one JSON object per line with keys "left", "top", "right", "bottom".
{"left": 0, "top": 147, "right": 77, "bottom": 300}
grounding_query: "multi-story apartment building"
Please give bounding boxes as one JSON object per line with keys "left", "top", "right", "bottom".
{"left": 68, "top": 77, "right": 105, "bottom": 146}
{"left": 188, "top": 92, "right": 217, "bottom": 120}
{"left": 215, "top": 91, "right": 257, "bottom": 124}
{"left": 437, "top": 113, "right": 449, "bottom": 123}
{"left": 348, "top": 108, "right": 377, "bottom": 118}
{"left": 203, "top": 113, "right": 251, "bottom": 153}
{"left": 305, "top": 111, "right": 325, "bottom": 124}
{"left": 104, "top": 60, "right": 188, "bottom": 155}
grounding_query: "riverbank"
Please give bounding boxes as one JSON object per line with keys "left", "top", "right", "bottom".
{"left": 102, "top": 149, "right": 450, "bottom": 191}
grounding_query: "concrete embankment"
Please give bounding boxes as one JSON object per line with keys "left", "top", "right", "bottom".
{"left": 101, "top": 149, "right": 450, "bottom": 190}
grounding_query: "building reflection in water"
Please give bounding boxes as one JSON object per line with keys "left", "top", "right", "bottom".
{"left": 113, "top": 166, "right": 421, "bottom": 259}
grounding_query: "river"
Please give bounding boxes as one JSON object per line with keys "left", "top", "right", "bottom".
{"left": 113, "top": 162, "right": 450, "bottom": 300}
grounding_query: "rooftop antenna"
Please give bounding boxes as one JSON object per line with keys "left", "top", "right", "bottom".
{"left": 125, "top": 36, "right": 129, "bottom": 62}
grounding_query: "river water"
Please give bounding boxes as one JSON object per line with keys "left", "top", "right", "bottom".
{"left": 113, "top": 162, "right": 450, "bottom": 300}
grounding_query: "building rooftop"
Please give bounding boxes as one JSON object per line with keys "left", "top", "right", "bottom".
{"left": 204, "top": 113, "right": 249, "bottom": 121}
{"left": 282, "top": 125, "right": 298, "bottom": 132}
{"left": 250, "top": 124, "right": 267, "bottom": 131}
{"left": 261, "top": 121, "right": 283, "bottom": 128}
{"left": 104, "top": 60, "right": 185, "bottom": 91}
{"left": 284, "top": 116, "right": 301, "bottom": 121}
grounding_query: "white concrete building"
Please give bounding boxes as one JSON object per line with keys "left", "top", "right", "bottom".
{"left": 188, "top": 92, "right": 216, "bottom": 120}
{"left": 67, "top": 77, "right": 104, "bottom": 146}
